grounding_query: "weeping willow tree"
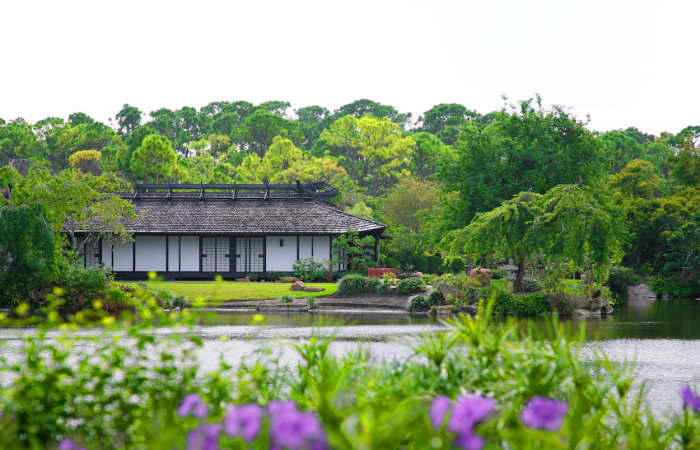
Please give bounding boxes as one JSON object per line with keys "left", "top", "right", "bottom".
{"left": 447, "top": 182, "right": 626, "bottom": 292}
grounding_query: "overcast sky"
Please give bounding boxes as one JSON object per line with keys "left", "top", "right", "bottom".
{"left": 0, "top": 0, "right": 697, "bottom": 135}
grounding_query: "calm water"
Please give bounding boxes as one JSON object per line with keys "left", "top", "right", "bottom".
{"left": 188, "top": 297, "right": 700, "bottom": 414}
{"left": 1, "top": 297, "right": 699, "bottom": 414}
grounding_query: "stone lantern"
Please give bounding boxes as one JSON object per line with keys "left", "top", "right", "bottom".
{"left": 504, "top": 258, "right": 518, "bottom": 293}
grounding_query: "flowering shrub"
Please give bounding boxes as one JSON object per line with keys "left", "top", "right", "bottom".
{"left": 292, "top": 257, "right": 325, "bottom": 282}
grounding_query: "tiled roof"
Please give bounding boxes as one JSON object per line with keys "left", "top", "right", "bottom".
{"left": 106, "top": 197, "right": 386, "bottom": 235}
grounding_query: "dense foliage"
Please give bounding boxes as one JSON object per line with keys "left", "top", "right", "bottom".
{"left": 2, "top": 96, "right": 699, "bottom": 292}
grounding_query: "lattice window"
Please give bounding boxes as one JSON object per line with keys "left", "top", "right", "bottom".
{"left": 75, "top": 236, "right": 101, "bottom": 267}
{"left": 217, "top": 237, "right": 230, "bottom": 272}
{"left": 202, "top": 237, "right": 217, "bottom": 272}
{"left": 249, "top": 237, "right": 264, "bottom": 272}
{"left": 236, "top": 237, "right": 247, "bottom": 272}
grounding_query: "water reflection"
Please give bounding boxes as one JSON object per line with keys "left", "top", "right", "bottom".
{"left": 192, "top": 297, "right": 700, "bottom": 341}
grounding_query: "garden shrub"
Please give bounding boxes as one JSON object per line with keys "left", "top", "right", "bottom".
{"left": 247, "top": 273, "right": 258, "bottom": 282}
{"left": 491, "top": 268, "right": 507, "bottom": 280}
{"left": 548, "top": 291, "right": 579, "bottom": 314}
{"left": 306, "top": 297, "right": 318, "bottom": 309}
{"left": 172, "top": 295, "right": 188, "bottom": 309}
{"left": 292, "top": 257, "right": 325, "bottom": 282}
{"left": 522, "top": 276, "right": 543, "bottom": 293}
{"left": 427, "top": 289, "right": 444, "bottom": 306}
{"left": 513, "top": 293, "right": 549, "bottom": 315}
{"left": 443, "top": 256, "right": 466, "bottom": 274}
{"left": 427, "top": 254, "right": 444, "bottom": 274}
{"left": 337, "top": 274, "right": 380, "bottom": 295}
{"left": 649, "top": 276, "right": 695, "bottom": 297}
{"left": 376, "top": 282, "right": 391, "bottom": 295}
{"left": 52, "top": 260, "right": 113, "bottom": 313}
{"left": 266, "top": 271, "right": 281, "bottom": 281}
{"left": 102, "top": 286, "right": 137, "bottom": 312}
{"left": 606, "top": 266, "right": 640, "bottom": 302}
{"left": 397, "top": 277, "right": 426, "bottom": 294}
{"left": 279, "top": 294, "right": 294, "bottom": 303}
{"left": 405, "top": 294, "right": 428, "bottom": 312}
{"left": 492, "top": 289, "right": 516, "bottom": 314}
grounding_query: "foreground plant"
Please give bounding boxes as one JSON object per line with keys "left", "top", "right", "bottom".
{"left": 0, "top": 297, "right": 699, "bottom": 449}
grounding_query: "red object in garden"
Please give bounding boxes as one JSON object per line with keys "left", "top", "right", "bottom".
{"left": 368, "top": 268, "right": 398, "bottom": 278}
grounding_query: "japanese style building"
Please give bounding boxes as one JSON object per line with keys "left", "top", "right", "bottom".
{"left": 76, "top": 182, "right": 387, "bottom": 281}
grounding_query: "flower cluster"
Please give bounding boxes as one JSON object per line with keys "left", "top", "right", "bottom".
{"left": 519, "top": 397, "right": 568, "bottom": 431}
{"left": 179, "top": 395, "right": 327, "bottom": 450}
{"left": 429, "top": 394, "right": 496, "bottom": 450}
{"left": 58, "top": 439, "right": 87, "bottom": 450}
{"left": 268, "top": 400, "right": 328, "bottom": 450}
{"left": 680, "top": 386, "right": 700, "bottom": 413}
{"left": 178, "top": 393, "right": 209, "bottom": 419}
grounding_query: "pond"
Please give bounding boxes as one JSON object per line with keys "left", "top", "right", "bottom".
{"left": 187, "top": 296, "right": 700, "bottom": 414}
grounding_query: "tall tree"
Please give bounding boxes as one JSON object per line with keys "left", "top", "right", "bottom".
{"left": 598, "top": 130, "right": 643, "bottom": 175}
{"left": 448, "top": 183, "right": 624, "bottom": 292}
{"left": 31, "top": 118, "right": 76, "bottom": 173}
{"left": 130, "top": 134, "right": 178, "bottom": 183}
{"left": 419, "top": 103, "right": 478, "bottom": 145}
{"left": 321, "top": 116, "right": 414, "bottom": 197}
{"left": 296, "top": 105, "right": 331, "bottom": 150}
{"left": 438, "top": 97, "right": 605, "bottom": 228}
{"left": 114, "top": 104, "right": 143, "bottom": 138}
{"left": 0, "top": 118, "right": 35, "bottom": 166}
{"left": 331, "top": 99, "right": 413, "bottom": 130}
{"left": 408, "top": 132, "right": 452, "bottom": 179}
{"left": 256, "top": 100, "right": 291, "bottom": 118}
{"left": 236, "top": 110, "right": 304, "bottom": 158}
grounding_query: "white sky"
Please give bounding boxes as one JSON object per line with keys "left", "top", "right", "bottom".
{"left": 0, "top": 0, "right": 697, "bottom": 135}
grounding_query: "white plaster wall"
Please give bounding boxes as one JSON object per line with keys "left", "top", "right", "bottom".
{"left": 180, "top": 236, "right": 200, "bottom": 271}
{"left": 168, "top": 236, "right": 180, "bottom": 271}
{"left": 101, "top": 238, "right": 112, "bottom": 267}
{"left": 266, "top": 236, "right": 297, "bottom": 272}
{"left": 134, "top": 236, "right": 166, "bottom": 272}
{"left": 313, "top": 236, "right": 331, "bottom": 262}
{"left": 299, "top": 236, "right": 312, "bottom": 259}
{"left": 113, "top": 241, "right": 133, "bottom": 271}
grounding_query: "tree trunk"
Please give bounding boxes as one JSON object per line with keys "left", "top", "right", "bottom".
{"left": 513, "top": 257, "right": 526, "bottom": 293}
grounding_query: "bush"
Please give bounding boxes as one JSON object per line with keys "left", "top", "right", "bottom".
{"left": 376, "top": 282, "right": 391, "bottom": 295}
{"left": 649, "top": 276, "right": 695, "bottom": 297}
{"left": 513, "top": 293, "right": 549, "bottom": 315}
{"left": 306, "top": 297, "right": 318, "bottom": 309}
{"left": 337, "top": 274, "right": 380, "bottom": 295}
{"left": 491, "top": 268, "right": 507, "bottom": 280}
{"left": 397, "top": 277, "right": 426, "bottom": 294}
{"left": 405, "top": 294, "right": 428, "bottom": 312}
{"left": 606, "top": 266, "right": 640, "bottom": 301}
{"left": 443, "top": 256, "right": 466, "bottom": 274}
{"left": 547, "top": 291, "right": 578, "bottom": 314}
{"left": 52, "top": 260, "right": 113, "bottom": 313}
{"left": 427, "top": 255, "right": 444, "bottom": 274}
{"left": 102, "top": 286, "right": 137, "bottom": 312}
{"left": 266, "top": 271, "right": 281, "bottom": 281}
{"left": 427, "top": 289, "right": 444, "bottom": 306}
{"left": 492, "top": 288, "right": 516, "bottom": 314}
{"left": 247, "top": 273, "right": 258, "bottom": 282}
{"left": 172, "top": 295, "right": 188, "bottom": 309}
{"left": 522, "top": 276, "right": 542, "bottom": 293}
{"left": 292, "top": 257, "right": 325, "bottom": 282}
{"left": 279, "top": 294, "right": 294, "bottom": 303}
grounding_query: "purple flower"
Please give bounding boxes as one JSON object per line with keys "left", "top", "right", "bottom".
{"left": 446, "top": 395, "right": 497, "bottom": 435}
{"left": 429, "top": 395, "right": 451, "bottom": 429}
{"left": 520, "top": 397, "right": 568, "bottom": 431}
{"left": 186, "top": 423, "right": 222, "bottom": 450}
{"left": 680, "top": 386, "right": 700, "bottom": 412}
{"left": 178, "top": 393, "right": 209, "bottom": 419}
{"left": 453, "top": 431, "right": 487, "bottom": 450}
{"left": 268, "top": 401, "right": 328, "bottom": 450}
{"left": 224, "top": 403, "right": 264, "bottom": 441}
{"left": 58, "top": 439, "right": 87, "bottom": 450}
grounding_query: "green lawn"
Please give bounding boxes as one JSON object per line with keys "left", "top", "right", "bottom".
{"left": 117, "top": 281, "right": 337, "bottom": 302}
